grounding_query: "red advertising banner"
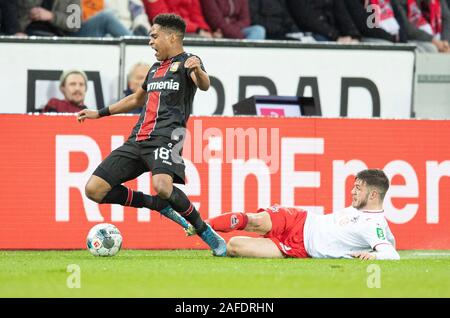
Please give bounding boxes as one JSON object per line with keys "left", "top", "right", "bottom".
{"left": 0, "top": 114, "right": 449, "bottom": 249}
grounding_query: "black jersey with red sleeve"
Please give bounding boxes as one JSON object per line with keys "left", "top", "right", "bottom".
{"left": 129, "top": 52, "right": 205, "bottom": 142}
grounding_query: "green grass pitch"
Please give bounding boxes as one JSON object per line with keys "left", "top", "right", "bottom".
{"left": 0, "top": 250, "right": 449, "bottom": 298}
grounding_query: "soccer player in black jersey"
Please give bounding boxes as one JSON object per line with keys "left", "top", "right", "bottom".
{"left": 77, "top": 14, "right": 226, "bottom": 256}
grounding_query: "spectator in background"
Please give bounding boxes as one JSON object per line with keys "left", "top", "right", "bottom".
{"left": 400, "top": 0, "right": 450, "bottom": 48}
{"left": 405, "top": 0, "right": 450, "bottom": 41}
{"left": 200, "top": 0, "right": 266, "bottom": 39}
{"left": 344, "top": 0, "right": 408, "bottom": 43}
{"left": 72, "top": 0, "right": 132, "bottom": 37}
{"left": 124, "top": 62, "right": 150, "bottom": 114}
{"left": 344, "top": 0, "right": 449, "bottom": 52}
{"left": 43, "top": 70, "right": 88, "bottom": 113}
{"left": 144, "top": 0, "right": 218, "bottom": 38}
{"left": 0, "top": 0, "right": 24, "bottom": 35}
{"left": 105, "top": 0, "right": 151, "bottom": 36}
{"left": 17, "top": 0, "right": 81, "bottom": 36}
{"left": 384, "top": 0, "right": 450, "bottom": 52}
{"left": 286, "top": 0, "right": 361, "bottom": 43}
{"left": 248, "top": 0, "right": 300, "bottom": 40}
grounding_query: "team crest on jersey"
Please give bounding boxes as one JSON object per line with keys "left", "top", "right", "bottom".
{"left": 339, "top": 217, "right": 350, "bottom": 226}
{"left": 230, "top": 215, "right": 239, "bottom": 229}
{"left": 268, "top": 205, "right": 280, "bottom": 213}
{"left": 170, "top": 62, "right": 180, "bottom": 72}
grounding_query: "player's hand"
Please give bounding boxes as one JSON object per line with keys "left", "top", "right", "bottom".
{"left": 77, "top": 109, "right": 100, "bottom": 123}
{"left": 184, "top": 56, "right": 201, "bottom": 72}
{"left": 351, "top": 251, "right": 377, "bottom": 260}
{"left": 337, "top": 36, "right": 353, "bottom": 44}
{"left": 432, "top": 38, "right": 449, "bottom": 53}
{"left": 213, "top": 29, "right": 223, "bottom": 38}
{"left": 198, "top": 29, "right": 213, "bottom": 38}
{"left": 442, "top": 40, "right": 450, "bottom": 53}
{"left": 30, "top": 7, "right": 53, "bottom": 22}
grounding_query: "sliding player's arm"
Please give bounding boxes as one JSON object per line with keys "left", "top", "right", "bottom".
{"left": 385, "top": 225, "right": 396, "bottom": 248}
{"left": 352, "top": 243, "right": 400, "bottom": 260}
{"left": 77, "top": 87, "right": 147, "bottom": 122}
{"left": 351, "top": 222, "right": 400, "bottom": 260}
{"left": 372, "top": 243, "right": 400, "bottom": 260}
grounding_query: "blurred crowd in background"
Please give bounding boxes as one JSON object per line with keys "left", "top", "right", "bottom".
{"left": 0, "top": 0, "right": 449, "bottom": 52}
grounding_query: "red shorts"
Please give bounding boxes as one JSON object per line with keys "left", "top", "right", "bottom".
{"left": 258, "top": 206, "right": 310, "bottom": 258}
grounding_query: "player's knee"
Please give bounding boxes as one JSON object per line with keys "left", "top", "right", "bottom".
{"left": 227, "top": 237, "right": 242, "bottom": 257}
{"left": 247, "top": 213, "right": 267, "bottom": 230}
{"left": 85, "top": 182, "right": 104, "bottom": 203}
{"left": 153, "top": 179, "right": 172, "bottom": 199}
{"left": 248, "top": 215, "right": 262, "bottom": 228}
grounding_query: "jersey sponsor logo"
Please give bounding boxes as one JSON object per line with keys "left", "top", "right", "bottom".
{"left": 170, "top": 62, "right": 180, "bottom": 72}
{"left": 339, "top": 215, "right": 359, "bottom": 226}
{"left": 350, "top": 216, "right": 360, "bottom": 224}
{"left": 376, "top": 227, "right": 386, "bottom": 240}
{"left": 147, "top": 79, "right": 180, "bottom": 91}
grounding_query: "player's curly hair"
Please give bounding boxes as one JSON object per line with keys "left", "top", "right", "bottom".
{"left": 356, "top": 169, "right": 390, "bottom": 200}
{"left": 153, "top": 13, "right": 186, "bottom": 39}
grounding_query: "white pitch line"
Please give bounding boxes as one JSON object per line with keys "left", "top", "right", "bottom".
{"left": 412, "top": 252, "right": 450, "bottom": 256}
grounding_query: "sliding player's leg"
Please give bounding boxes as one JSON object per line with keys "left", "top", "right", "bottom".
{"left": 205, "top": 211, "right": 273, "bottom": 236}
{"left": 226, "top": 236, "right": 284, "bottom": 258}
{"left": 207, "top": 208, "right": 309, "bottom": 259}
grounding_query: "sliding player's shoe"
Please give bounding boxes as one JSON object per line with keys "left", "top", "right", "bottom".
{"left": 199, "top": 224, "right": 227, "bottom": 257}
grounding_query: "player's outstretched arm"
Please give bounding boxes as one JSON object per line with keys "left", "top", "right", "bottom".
{"left": 372, "top": 243, "right": 400, "bottom": 260}
{"left": 77, "top": 88, "right": 147, "bottom": 123}
{"left": 185, "top": 56, "right": 210, "bottom": 91}
{"left": 351, "top": 244, "right": 400, "bottom": 260}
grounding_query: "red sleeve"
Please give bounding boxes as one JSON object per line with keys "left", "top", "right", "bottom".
{"left": 184, "top": 16, "right": 201, "bottom": 34}
{"left": 188, "top": 0, "right": 211, "bottom": 32}
{"left": 143, "top": 0, "right": 170, "bottom": 23}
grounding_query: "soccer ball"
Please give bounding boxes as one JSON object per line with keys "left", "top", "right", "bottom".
{"left": 86, "top": 223, "right": 122, "bottom": 257}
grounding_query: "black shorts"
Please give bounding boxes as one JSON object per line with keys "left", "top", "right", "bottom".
{"left": 93, "top": 138, "right": 186, "bottom": 187}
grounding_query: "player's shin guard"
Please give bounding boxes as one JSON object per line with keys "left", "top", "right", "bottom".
{"left": 207, "top": 212, "right": 249, "bottom": 232}
{"left": 142, "top": 194, "right": 170, "bottom": 211}
{"left": 166, "top": 187, "right": 207, "bottom": 234}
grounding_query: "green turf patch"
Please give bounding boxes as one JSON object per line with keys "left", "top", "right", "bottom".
{"left": 0, "top": 250, "right": 448, "bottom": 297}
